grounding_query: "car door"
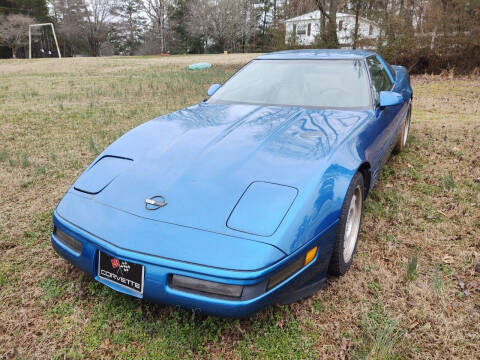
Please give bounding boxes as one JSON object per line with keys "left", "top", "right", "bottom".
{"left": 365, "top": 55, "right": 401, "bottom": 183}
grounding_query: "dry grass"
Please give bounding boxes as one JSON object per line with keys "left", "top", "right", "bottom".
{"left": 0, "top": 55, "right": 479, "bottom": 359}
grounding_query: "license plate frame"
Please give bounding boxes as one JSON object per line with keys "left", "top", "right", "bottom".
{"left": 98, "top": 251, "right": 144, "bottom": 294}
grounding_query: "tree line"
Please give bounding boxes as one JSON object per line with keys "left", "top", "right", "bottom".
{"left": 0, "top": 0, "right": 479, "bottom": 73}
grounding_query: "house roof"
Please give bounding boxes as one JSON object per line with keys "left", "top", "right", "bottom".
{"left": 255, "top": 49, "right": 376, "bottom": 60}
{"left": 284, "top": 10, "right": 379, "bottom": 27}
{"left": 285, "top": 11, "right": 341, "bottom": 22}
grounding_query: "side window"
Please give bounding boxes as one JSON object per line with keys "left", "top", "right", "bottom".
{"left": 366, "top": 56, "right": 393, "bottom": 98}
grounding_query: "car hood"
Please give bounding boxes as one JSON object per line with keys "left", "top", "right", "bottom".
{"left": 72, "top": 102, "right": 370, "bottom": 253}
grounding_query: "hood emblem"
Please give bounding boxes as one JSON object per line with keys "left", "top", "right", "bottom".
{"left": 145, "top": 195, "right": 167, "bottom": 210}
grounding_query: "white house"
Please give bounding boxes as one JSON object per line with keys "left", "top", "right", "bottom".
{"left": 285, "top": 11, "right": 381, "bottom": 48}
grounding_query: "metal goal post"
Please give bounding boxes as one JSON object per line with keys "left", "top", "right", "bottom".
{"left": 29, "top": 23, "right": 62, "bottom": 59}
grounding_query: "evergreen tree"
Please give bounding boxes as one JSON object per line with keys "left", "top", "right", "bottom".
{"left": 168, "top": 0, "right": 203, "bottom": 54}
{"left": 256, "top": 1, "right": 273, "bottom": 52}
{"left": 2, "top": 0, "right": 50, "bottom": 20}
{"left": 112, "top": 0, "right": 146, "bottom": 55}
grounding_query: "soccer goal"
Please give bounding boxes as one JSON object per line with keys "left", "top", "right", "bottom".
{"left": 28, "top": 23, "right": 62, "bottom": 59}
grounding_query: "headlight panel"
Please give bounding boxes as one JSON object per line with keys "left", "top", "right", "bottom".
{"left": 171, "top": 275, "right": 243, "bottom": 298}
{"left": 170, "top": 246, "right": 318, "bottom": 300}
{"left": 53, "top": 226, "right": 82, "bottom": 255}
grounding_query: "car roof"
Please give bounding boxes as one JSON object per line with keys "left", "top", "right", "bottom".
{"left": 255, "top": 49, "right": 375, "bottom": 60}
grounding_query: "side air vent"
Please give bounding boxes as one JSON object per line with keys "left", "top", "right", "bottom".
{"left": 53, "top": 227, "right": 82, "bottom": 255}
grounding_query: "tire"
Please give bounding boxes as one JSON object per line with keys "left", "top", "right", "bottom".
{"left": 393, "top": 103, "right": 411, "bottom": 154}
{"left": 328, "top": 172, "right": 364, "bottom": 276}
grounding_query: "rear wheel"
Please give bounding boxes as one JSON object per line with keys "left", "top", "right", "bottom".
{"left": 393, "top": 103, "right": 411, "bottom": 154}
{"left": 328, "top": 172, "right": 364, "bottom": 276}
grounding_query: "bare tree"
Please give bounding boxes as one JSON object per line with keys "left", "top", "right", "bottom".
{"left": 0, "top": 14, "right": 34, "bottom": 58}
{"left": 351, "top": 0, "right": 360, "bottom": 49}
{"left": 187, "top": 0, "right": 246, "bottom": 52}
{"left": 49, "top": 0, "right": 88, "bottom": 56}
{"left": 142, "top": 0, "right": 169, "bottom": 53}
{"left": 239, "top": 0, "right": 256, "bottom": 52}
{"left": 312, "top": 0, "right": 344, "bottom": 48}
{"left": 83, "top": 0, "right": 117, "bottom": 56}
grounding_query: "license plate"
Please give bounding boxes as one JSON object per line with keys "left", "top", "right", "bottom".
{"left": 98, "top": 251, "right": 144, "bottom": 294}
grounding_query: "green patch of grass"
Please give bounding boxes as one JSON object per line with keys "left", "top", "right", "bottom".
{"left": 364, "top": 190, "right": 400, "bottom": 222}
{"left": 48, "top": 300, "right": 74, "bottom": 318}
{"left": 20, "top": 180, "right": 32, "bottom": 188}
{"left": 312, "top": 299, "right": 325, "bottom": 313}
{"left": 0, "top": 267, "right": 8, "bottom": 287}
{"left": 448, "top": 148, "right": 464, "bottom": 157}
{"left": 364, "top": 191, "right": 387, "bottom": 219}
{"left": 38, "top": 277, "right": 67, "bottom": 300}
{"left": 433, "top": 267, "right": 444, "bottom": 293}
{"left": 368, "top": 281, "right": 382, "bottom": 295}
{"left": 416, "top": 181, "right": 440, "bottom": 196}
{"left": 80, "top": 291, "right": 232, "bottom": 358}
{"left": 406, "top": 254, "right": 418, "bottom": 282}
{"left": 352, "top": 304, "right": 406, "bottom": 360}
{"left": 89, "top": 136, "right": 98, "bottom": 155}
{"left": 75, "top": 287, "right": 315, "bottom": 359}
{"left": 235, "top": 308, "right": 317, "bottom": 360}
{"left": 86, "top": 279, "right": 104, "bottom": 296}
{"left": 53, "top": 348, "right": 84, "bottom": 360}
{"left": 408, "top": 167, "right": 421, "bottom": 181}
{"left": 22, "top": 229, "right": 41, "bottom": 243}
{"left": 0, "top": 148, "right": 8, "bottom": 162}
{"left": 21, "top": 153, "right": 31, "bottom": 168}
{"left": 36, "top": 165, "right": 46, "bottom": 175}
{"left": 379, "top": 165, "right": 396, "bottom": 181}
{"left": 18, "top": 210, "right": 54, "bottom": 247}
{"left": 0, "top": 261, "right": 22, "bottom": 288}
{"left": 384, "top": 233, "right": 396, "bottom": 243}
{"left": 423, "top": 211, "right": 441, "bottom": 223}
{"left": 437, "top": 263, "right": 452, "bottom": 276}
{"left": 440, "top": 172, "right": 456, "bottom": 190}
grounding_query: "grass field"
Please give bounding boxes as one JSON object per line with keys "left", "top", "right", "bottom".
{"left": 0, "top": 54, "right": 479, "bottom": 359}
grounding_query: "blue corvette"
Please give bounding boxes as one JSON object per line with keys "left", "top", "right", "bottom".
{"left": 52, "top": 50, "right": 412, "bottom": 317}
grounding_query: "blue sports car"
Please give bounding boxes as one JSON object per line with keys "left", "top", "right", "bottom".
{"left": 52, "top": 50, "right": 412, "bottom": 317}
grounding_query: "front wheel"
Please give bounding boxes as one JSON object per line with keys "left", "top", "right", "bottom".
{"left": 328, "top": 172, "right": 364, "bottom": 276}
{"left": 393, "top": 103, "right": 411, "bottom": 154}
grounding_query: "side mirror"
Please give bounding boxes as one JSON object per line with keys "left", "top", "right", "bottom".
{"left": 207, "top": 83, "right": 221, "bottom": 97}
{"left": 379, "top": 91, "right": 403, "bottom": 107}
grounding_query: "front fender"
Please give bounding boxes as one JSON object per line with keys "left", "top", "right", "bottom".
{"left": 270, "top": 115, "right": 371, "bottom": 256}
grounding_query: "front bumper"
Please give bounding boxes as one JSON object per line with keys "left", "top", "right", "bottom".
{"left": 51, "top": 210, "right": 336, "bottom": 317}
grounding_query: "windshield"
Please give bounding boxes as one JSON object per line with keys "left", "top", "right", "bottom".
{"left": 209, "top": 59, "right": 371, "bottom": 109}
